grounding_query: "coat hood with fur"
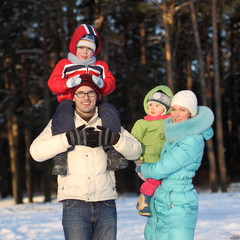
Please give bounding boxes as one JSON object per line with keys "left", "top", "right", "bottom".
{"left": 143, "top": 85, "right": 173, "bottom": 115}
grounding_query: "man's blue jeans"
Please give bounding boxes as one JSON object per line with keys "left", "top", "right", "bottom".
{"left": 62, "top": 199, "right": 117, "bottom": 240}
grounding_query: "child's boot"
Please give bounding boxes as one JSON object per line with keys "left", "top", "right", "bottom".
{"left": 106, "top": 147, "right": 128, "bottom": 171}
{"left": 136, "top": 193, "right": 151, "bottom": 216}
{"left": 52, "top": 152, "right": 68, "bottom": 175}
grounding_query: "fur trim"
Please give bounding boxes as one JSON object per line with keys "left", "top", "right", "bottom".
{"left": 164, "top": 106, "right": 214, "bottom": 142}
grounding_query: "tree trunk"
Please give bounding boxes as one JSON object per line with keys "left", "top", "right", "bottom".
{"left": 67, "top": 0, "right": 76, "bottom": 44}
{"left": 42, "top": 19, "right": 52, "bottom": 202}
{"left": 189, "top": 0, "right": 206, "bottom": 99}
{"left": 211, "top": 0, "right": 227, "bottom": 192}
{"left": 162, "top": 0, "right": 174, "bottom": 92}
{"left": 190, "top": 0, "right": 218, "bottom": 192}
{"left": 186, "top": 60, "right": 193, "bottom": 90}
{"left": 4, "top": 59, "right": 22, "bottom": 204}
{"left": 7, "top": 114, "right": 22, "bottom": 204}
{"left": 140, "top": 21, "right": 146, "bottom": 65}
{"left": 21, "top": 55, "right": 33, "bottom": 202}
{"left": 0, "top": 134, "right": 11, "bottom": 198}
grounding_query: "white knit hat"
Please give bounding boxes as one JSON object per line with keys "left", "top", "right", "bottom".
{"left": 171, "top": 90, "right": 198, "bottom": 116}
{"left": 77, "top": 34, "right": 96, "bottom": 52}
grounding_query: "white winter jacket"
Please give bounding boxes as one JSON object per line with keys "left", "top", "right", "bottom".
{"left": 30, "top": 108, "right": 142, "bottom": 202}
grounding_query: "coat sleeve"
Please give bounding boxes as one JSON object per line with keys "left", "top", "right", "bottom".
{"left": 114, "top": 127, "right": 142, "bottom": 160}
{"left": 141, "top": 136, "right": 204, "bottom": 180}
{"left": 29, "top": 120, "right": 71, "bottom": 162}
{"left": 131, "top": 120, "right": 146, "bottom": 143}
{"left": 48, "top": 59, "right": 70, "bottom": 94}
{"left": 97, "top": 61, "right": 115, "bottom": 96}
{"left": 30, "top": 121, "right": 142, "bottom": 162}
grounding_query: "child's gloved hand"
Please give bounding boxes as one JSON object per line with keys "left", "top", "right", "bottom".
{"left": 66, "top": 75, "right": 82, "bottom": 88}
{"left": 135, "top": 164, "right": 146, "bottom": 181}
{"left": 92, "top": 75, "right": 104, "bottom": 88}
{"left": 135, "top": 164, "right": 141, "bottom": 173}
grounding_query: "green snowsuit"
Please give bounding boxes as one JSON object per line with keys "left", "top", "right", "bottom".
{"left": 131, "top": 85, "right": 173, "bottom": 164}
{"left": 131, "top": 85, "right": 173, "bottom": 196}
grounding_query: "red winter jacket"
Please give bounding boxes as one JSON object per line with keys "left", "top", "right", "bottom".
{"left": 48, "top": 24, "right": 115, "bottom": 103}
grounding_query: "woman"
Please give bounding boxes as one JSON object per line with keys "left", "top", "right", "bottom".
{"left": 136, "top": 90, "right": 214, "bottom": 240}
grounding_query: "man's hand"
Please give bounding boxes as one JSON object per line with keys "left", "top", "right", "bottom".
{"left": 97, "top": 126, "right": 119, "bottom": 146}
{"left": 75, "top": 126, "right": 119, "bottom": 147}
{"left": 66, "top": 125, "right": 120, "bottom": 148}
{"left": 66, "top": 124, "right": 87, "bottom": 146}
{"left": 66, "top": 75, "right": 82, "bottom": 88}
{"left": 66, "top": 125, "right": 113, "bottom": 148}
{"left": 66, "top": 124, "right": 98, "bottom": 146}
{"left": 85, "top": 128, "right": 102, "bottom": 148}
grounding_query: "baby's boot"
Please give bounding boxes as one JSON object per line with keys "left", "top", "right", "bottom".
{"left": 52, "top": 152, "right": 68, "bottom": 175}
{"left": 136, "top": 193, "right": 151, "bottom": 217}
{"left": 106, "top": 148, "right": 128, "bottom": 171}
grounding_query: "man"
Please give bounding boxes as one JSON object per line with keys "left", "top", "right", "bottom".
{"left": 30, "top": 74, "right": 142, "bottom": 240}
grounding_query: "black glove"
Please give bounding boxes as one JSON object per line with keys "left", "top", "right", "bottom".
{"left": 96, "top": 125, "right": 119, "bottom": 146}
{"left": 65, "top": 124, "right": 87, "bottom": 145}
{"left": 66, "top": 124, "right": 104, "bottom": 148}
{"left": 84, "top": 127, "right": 102, "bottom": 148}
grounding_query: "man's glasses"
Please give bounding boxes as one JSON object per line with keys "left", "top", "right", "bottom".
{"left": 74, "top": 91, "right": 96, "bottom": 98}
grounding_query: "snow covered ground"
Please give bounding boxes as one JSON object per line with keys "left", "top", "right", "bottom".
{"left": 0, "top": 191, "right": 240, "bottom": 240}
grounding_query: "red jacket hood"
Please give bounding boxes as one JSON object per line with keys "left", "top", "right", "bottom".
{"left": 69, "top": 24, "right": 101, "bottom": 56}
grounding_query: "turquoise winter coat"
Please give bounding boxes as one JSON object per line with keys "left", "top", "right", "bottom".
{"left": 141, "top": 106, "right": 214, "bottom": 240}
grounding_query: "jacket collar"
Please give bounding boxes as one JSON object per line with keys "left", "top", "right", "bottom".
{"left": 164, "top": 106, "right": 214, "bottom": 142}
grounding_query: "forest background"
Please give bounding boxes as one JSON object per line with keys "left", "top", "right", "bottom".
{"left": 0, "top": 0, "right": 239, "bottom": 204}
